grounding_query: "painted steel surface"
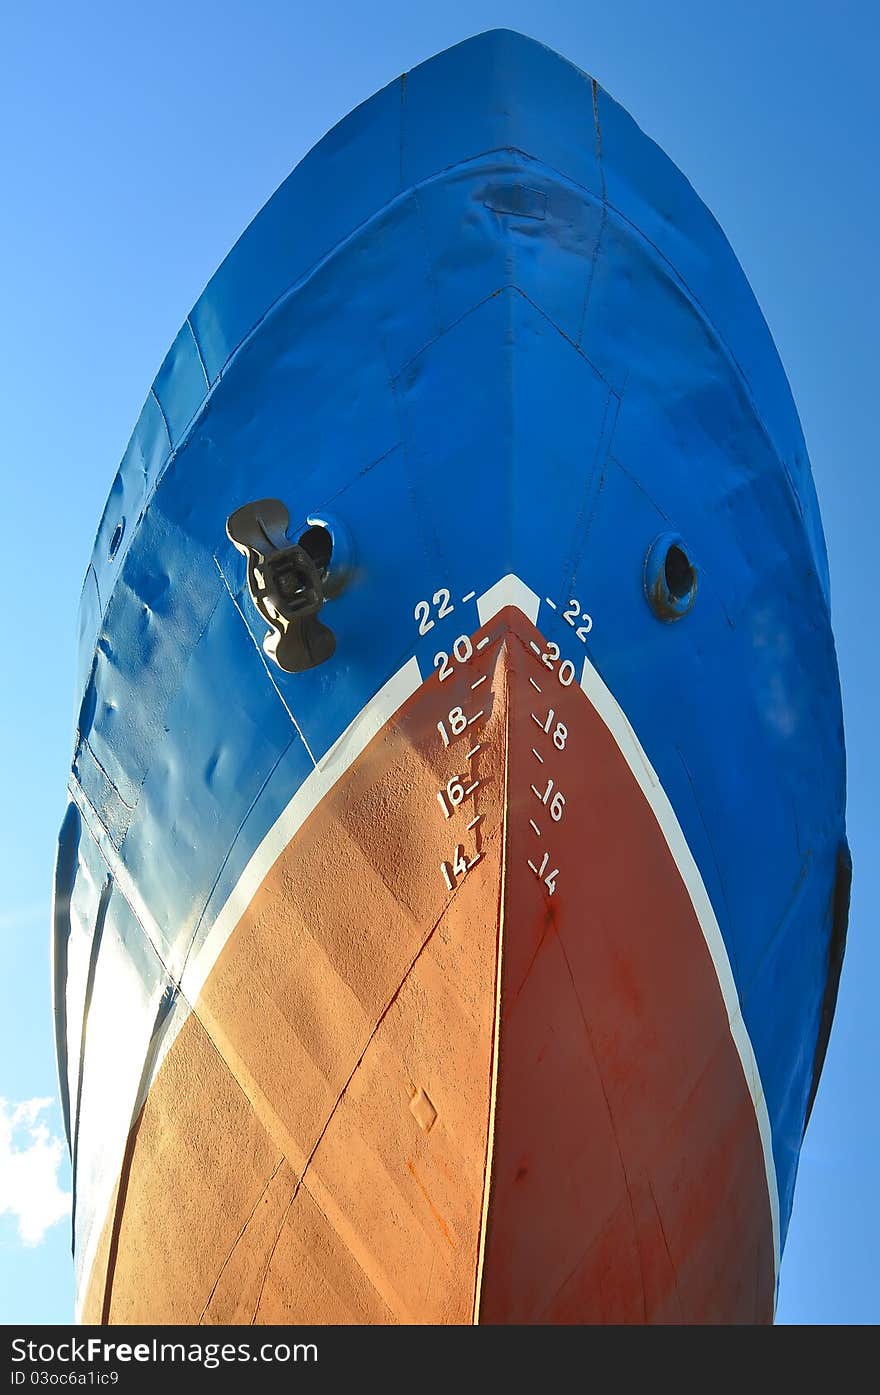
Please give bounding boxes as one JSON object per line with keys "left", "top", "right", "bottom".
{"left": 54, "top": 30, "right": 848, "bottom": 1322}
{"left": 77, "top": 608, "right": 773, "bottom": 1323}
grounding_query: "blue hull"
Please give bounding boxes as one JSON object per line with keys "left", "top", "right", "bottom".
{"left": 54, "top": 30, "right": 848, "bottom": 1320}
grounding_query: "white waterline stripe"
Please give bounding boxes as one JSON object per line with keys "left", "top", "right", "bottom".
{"left": 477, "top": 574, "right": 540, "bottom": 628}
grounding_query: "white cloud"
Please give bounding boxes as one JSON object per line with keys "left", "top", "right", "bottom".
{"left": 0, "top": 1097, "right": 71, "bottom": 1246}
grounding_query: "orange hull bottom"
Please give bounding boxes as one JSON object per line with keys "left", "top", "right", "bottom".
{"left": 82, "top": 609, "right": 774, "bottom": 1324}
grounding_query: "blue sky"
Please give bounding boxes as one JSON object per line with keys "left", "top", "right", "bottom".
{"left": 1, "top": 0, "right": 877, "bottom": 1325}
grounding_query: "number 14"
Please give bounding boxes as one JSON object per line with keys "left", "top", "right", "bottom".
{"left": 528, "top": 851, "right": 558, "bottom": 895}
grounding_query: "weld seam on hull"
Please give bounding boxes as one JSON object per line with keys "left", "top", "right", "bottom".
{"left": 472, "top": 658, "right": 510, "bottom": 1323}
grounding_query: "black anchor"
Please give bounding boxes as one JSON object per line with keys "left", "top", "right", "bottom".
{"left": 226, "top": 498, "right": 336, "bottom": 673}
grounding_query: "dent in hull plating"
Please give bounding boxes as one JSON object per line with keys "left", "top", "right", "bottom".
{"left": 55, "top": 30, "right": 848, "bottom": 1324}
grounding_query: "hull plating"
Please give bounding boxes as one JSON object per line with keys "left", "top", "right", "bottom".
{"left": 79, "top": 604, "right": 774, "bottom": 1323}
{"left": 54, "top": 31, "right": 848, "bottom": 1324}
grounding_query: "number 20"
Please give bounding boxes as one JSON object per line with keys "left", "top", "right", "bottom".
{"left": 435, "top": 634, "right": 473, "bottom": 681}
{"left": 541, "top": 642, "right": 576, "bottom": 687}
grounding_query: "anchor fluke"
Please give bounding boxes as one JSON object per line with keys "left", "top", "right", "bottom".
{"left": 226, "top": 498, "right": 336, "bottom": 673}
